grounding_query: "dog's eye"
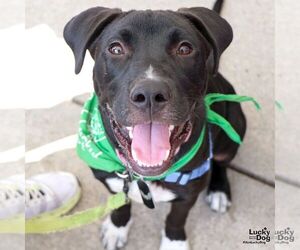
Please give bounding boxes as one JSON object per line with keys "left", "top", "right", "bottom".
{"left": 108, "top": 43, "right": 124, "bottom": 55}
{"left": 176, "top": 42, "right": 193, "bottom": 56}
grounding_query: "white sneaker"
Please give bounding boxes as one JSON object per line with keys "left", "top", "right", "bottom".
{"left": 0, "top": 174, "right": 25, "bottom": 220}
{"left": 25, "top": 171, "right": 81, "bottom": 219}
{"left": 0, "top": 171, "right": 81, "bottom": 220}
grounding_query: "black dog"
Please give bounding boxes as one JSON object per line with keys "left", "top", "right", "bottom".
{"left": 64, "top": 1, "right": 246, "bottom": 249}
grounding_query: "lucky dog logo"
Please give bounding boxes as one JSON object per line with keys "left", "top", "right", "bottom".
{"left": 275, "top": 227, "right": 294, "bottom": 244}
{"left": 243, "top": 227, "right": 271, "bottom": 244}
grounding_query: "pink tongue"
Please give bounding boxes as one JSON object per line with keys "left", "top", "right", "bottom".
{"left": 131, "top": 123, "right": 170, "bottom": 166}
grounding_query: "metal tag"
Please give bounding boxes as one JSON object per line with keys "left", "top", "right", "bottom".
{"left": 137, "top": 179, "right": 155, "bottom": 209}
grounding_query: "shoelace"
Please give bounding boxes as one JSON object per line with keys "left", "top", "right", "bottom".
{"left": 25, "top": 180, "right": 60, "bottom": 218}
{"left": 0, "top": 182, "right": 24, "bottom": 207}
{"left": 0, "top": 180, "right": 54, "bottom": 215}
{"left": 0, "top": 182, "right": 53, "bottom": 207}
{"left": 25, "top": 182, "right": 47, "bottom": 207}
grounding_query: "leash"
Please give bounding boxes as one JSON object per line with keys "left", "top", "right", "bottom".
{"left": 0, "top": 93, "right": 261, "bottom": 234}
{"left": 0, "top": 192, "right": 127, "bottom": 234}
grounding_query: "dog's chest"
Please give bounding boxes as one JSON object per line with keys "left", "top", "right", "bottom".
{"left": 105, "top": 178, "right": 176, "bottom": 203}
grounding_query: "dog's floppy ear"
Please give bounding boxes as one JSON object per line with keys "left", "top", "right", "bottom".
{"left": 63, "top": 7, "right": 122, "bottom": 74}
{"left": 178, "top": 7, "right": 233, "bottom": 75}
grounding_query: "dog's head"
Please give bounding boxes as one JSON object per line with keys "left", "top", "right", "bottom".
{"left": 64, "top": 7, "right": 232, "bottom": 176}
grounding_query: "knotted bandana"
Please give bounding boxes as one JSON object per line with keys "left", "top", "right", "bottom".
{"left": 77, "top": 93, "right": 260, "bottom": 181}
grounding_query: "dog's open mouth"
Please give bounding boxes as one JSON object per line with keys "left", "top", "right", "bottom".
{"left": 106, "top": 106, "right": 192, "bottom": 176}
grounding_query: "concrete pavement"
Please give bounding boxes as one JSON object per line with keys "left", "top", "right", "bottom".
{"left": 0, "top": 0, "right": 300, "bottom": 249}
{"left": 24, "top": 101, "right": 275, "bottom": 250}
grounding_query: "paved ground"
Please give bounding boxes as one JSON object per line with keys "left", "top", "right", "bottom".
{"left": 25, "top": 103, "right": 275, "bottom": 250}
{"left": 21, "top": 100, "right": 298, "bottom": 250}
{"left": 0, "top": 0, "right": 300, "bottom": 250}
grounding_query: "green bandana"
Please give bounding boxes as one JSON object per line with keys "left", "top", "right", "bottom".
{"left": 2, "top": 93, "right": 259, "bottom": 235}
{"left": 0, "top": 192, "right": 127, "bottom": 234}
{"left": 77, "top": 93, "right": 260, "bottom": 181}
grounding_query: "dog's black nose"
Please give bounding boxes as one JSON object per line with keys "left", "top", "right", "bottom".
{"left": 130, "top": 81, "right": 170, "bottom": 111}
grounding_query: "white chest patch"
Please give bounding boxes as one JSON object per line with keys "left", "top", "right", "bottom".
{"left": 105, "top": 177, "right": 176, "bottom": 203}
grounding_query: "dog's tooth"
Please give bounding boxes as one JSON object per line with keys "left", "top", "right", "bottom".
{"left": 133, "top": 155, "right": 165, "bottom": 168}
{"left": 175, "top": 147, "right": 180, "bottom": 155}
{"left": 132, "top": 157, "right": 145, "bottom": 167}
{"left": 132, "top": 149, "right": 138, "bottom": 162}
{"left": 125, "top": 127, "right": 133, "bottom": 138}
{"left": 129, "top": 130, "right": 133, "bottom": 139}
{"left": 138, "top": 160, "right": 145, "bottom": 167}
{"left": 168, "top": 125, "right": 175, "bottom": 136}
{"left": 184, "top": 129, "right": 192, "bottom": 142}
{"left": 106, "top": 104, "right": 113, "bottom": 113}
{"left": 164, "top": 150, "right": 170, "bottom": 161}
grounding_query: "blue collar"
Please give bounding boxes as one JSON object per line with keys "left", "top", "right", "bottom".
{"left": 163, "top": 130, "right": 213, "bottom": 185}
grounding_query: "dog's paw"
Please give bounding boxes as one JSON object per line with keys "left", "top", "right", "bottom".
{"left": 205, "top": 191, "right": 231, "bottom": 213}
{"left": 159, "top": 231, "right": 190, "bottom": 250}
{"left": 100, "top": 216, "right": 132, "bottom": 250}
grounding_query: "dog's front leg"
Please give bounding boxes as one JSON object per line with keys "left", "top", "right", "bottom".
{"left": 160, "top": 196, "right": 198, "bottom": 250}
{"left": 101, "top": 202, "right": 132, "bottom": 250}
